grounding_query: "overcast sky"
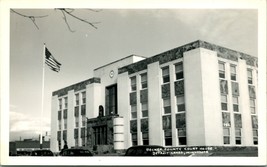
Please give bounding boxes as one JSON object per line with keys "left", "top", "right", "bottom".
{"left": 9, "top": 9, "right": 258, "bottom": 141}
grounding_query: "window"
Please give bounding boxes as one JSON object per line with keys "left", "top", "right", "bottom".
{"left": 164, "top": 130, "right": 172, "bottom": 146}
{"left": 82, "top": 137, "right": 86, "bottom": 146}
{"left": 59, "top": 99, "right": 62, "bottom": 110}
{"left": 162, "top": 67, "right": 170, "bottom": 83}
{"left": 247, "top": 69, "right": 253, "bottom": 84}
{"left": 75, "top": 117, "right": 79, "bottom": 128}
{"left": 219, "top": 62, "right": 225, "bottom": 79}
{"left": 58, "top": 120, "right": 62, "bottom": 130}
{"left": 142, "top": 132, "right": 149, "bottom": 145}
{"left": 250, "top": 99, "right": 256, "bottom": 114}
{"left": 175, "top": 63, "right": 183, "bottom": 80}
{"left": 141, "top": 103, "right": 148, "bottom": 118}
{"left": 223, "top": 128, "right": 230, "bottom": 144}
{"left": 178, "top": 128, "right": 187, "bottom": 145}
{"left": 230, "top": 65, "right": 237, "bottom": 81}
{"left": 64, "top": 119, "right": 67, "bottom": 129}
{"left": 105, "top": 85, "right": 117, "bottom": 115}
{"left": 163, "top": 98, "right": 171, "bottom": 114}
{"left": 64, "top": 97, "right": 68, "bottom": 109}
{"left": 221, "top": 95, "right": 228, "bottom": 111}
{"left": 131, "top": 76, "right": 137, "bottom": 91}
{"left": 131, "top": 105, "right": 137, "bottom": 119}
{"left": 82, "top": 115, "right": 86, "bottom": 127}
{"left": 82, "top": 92, "right": 86, "bottom": 104}
{"left": 235, "top": 129, "right": 242, "bottom": 145}
{"left": 141, "top": 73, "right": 148, "bottom": 89}
{"left": 75, "top": 93, "right": 79, "bottom": 106}
{"left": 233, "top": 96, "right": 239, "bottom": 112}
{"left": 177, "top": 96, "right": 185, "bottom": 112}
{"left": 75, "top": 138, "right": 79, "bottom": 147}
{"left": 132, "top": 133, "right": 137, "bottom": 146}
{"left": 253, "top": 129, "right": 258, "bottom": 145}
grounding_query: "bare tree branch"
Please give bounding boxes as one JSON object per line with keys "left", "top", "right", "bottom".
{"left": 60, "top": 9, "right": 75, "bottom": 32}
{"left": 11, "top": 9, "right": 48, "bottom": 30}
{"left": 57, "top": 8, "right": 100, "bottom": 30}
{"left": 11, "top": 8, "right": 101, "bottom": 32}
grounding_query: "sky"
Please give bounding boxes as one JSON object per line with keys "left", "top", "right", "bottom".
{"left": 8, "top": 8, "right": 258, "bottom": 141}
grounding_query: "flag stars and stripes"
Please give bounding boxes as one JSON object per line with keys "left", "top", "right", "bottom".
{"left": 45, "top": 47, "right": 61, "bottom": 72}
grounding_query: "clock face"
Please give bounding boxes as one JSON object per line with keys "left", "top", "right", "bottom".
{"left": 109, "top": 70, "right": 114, "bottom": 78}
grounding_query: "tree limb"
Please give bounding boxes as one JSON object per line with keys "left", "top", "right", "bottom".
{"left": 57, "top": 8, "right": 100, "bottom": 30}
{"left": 11, "top": 9, "right": 48, "bottom": 29}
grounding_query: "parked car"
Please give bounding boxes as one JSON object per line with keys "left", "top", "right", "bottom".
{"left": 30, "top": 149, "right": 54, "bottom": 156}
{"left": 125, "top": 145, "right": 170, "bottom": 156}
{"left": 59, "top": 148, "right": 93, "bottom": 156}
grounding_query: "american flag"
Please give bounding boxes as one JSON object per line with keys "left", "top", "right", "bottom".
{"left": 45, "top": 47, "right": 61, "bottom": 72}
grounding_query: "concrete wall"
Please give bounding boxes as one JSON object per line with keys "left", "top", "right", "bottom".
{"left": 147, "top": 61, "right": 163, "bottom": 145}
{"left": 117, "top": 72, "right": 131, "bottom": 149}
{"left": 67, "top": 90, "right": 75, "bottom": 148}
{"left": 50, "top": 95, "right": 58, "bottom": 152}
{"left": 239, "top": 59, "right": 253, "bottom": 146}
{"left": 87, "top": 83, "right": 102, "bottom": 119}
{"left": 184, "top": 48, "right": 223, "bottom": 146}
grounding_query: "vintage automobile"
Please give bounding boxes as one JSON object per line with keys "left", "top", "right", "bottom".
{"left": 124, "top": 145, "right": 170, "bottom": 156}
{"left": 30, "top": 149, "right": 54, "bottom": 156}
{"left": 59, "top": 148, "right": 93, "bottom": 156}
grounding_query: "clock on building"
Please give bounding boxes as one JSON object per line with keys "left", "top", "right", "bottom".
{"left": 109, "top": 70, "right": 114, "bottom": 78}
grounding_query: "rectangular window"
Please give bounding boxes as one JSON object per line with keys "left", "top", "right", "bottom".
{"left": 175, "top": 63, "right": 184, "bottom": 80}
{"left": 141, "top": 103, "right": 148, "bottom": 118}
{"left": 75, "top": 93, "right": 79, "bottom": 106}
{"left": 162, "top": 67, "right": 170, "bottom": 83}
{"left": 253, "top": 129, "right": 258, "bottom": 145}
{"left": 233, "top": 96, "right": 239, "bottom": 112}
{"left": 59, "top": 99, "right": 62, "bottom": 110}
{"left": 130, "top": 76, "right": 137, "bottom": 91}
{"left": 82, "top": 92, "right": 86, "bottom": 104}
{"left": 75, "top": 138, "right": 79, "bottom": 147}
{"left": 141, "top": 73, "right": 148, "bottom": 89}
{"left": 58, "top": 120, "right": 62, "bottom": 130}
{"left": 230, "top": 65, "right": 237, "bottom": 81}
{"left": 163, "top": 98, "right": 171, "bottom": 114}
{"left": 177, "top": 96, "right": 185, "bottom": 112}
{"left": 64, "top": 97, "right": 68, "bottom": 109}
{"left": 131, "top": 105, "right": 137, "bottom": 119}
{"left": 223, "top": 128, "right": 230, "bottom": 144}
{"left": 82, "top": 137, "right": 86, "bottom": 146}
{"left": 219, "top": 62, "right": 225, "bottom": 79}
{"left": 75, "top": 117, "right": 79, "bottom": 128}
{"left": 250, "top": 99, "right": 256, "bottom": 114}
{"left": 221, "top": 95, "right": 228, "bottom": 111}
{"left": 164, "top": 130, "right": 172, "bottom": 146}
{"left": 82, "top": 115, "right": 86, "bottom": 127}
{"left": 235, "top": 129, "right": 242, "bottom": 145}
{"left": 132, "top": 133, "right": 137, "bottom": 146}
{"left": 142, "top": 132, "right": 149, "bottom": 145}
{"left": 177, "top": 128, "right": 187, "bottom": 145}
{"left": 247, "top": 69, "right": 253, "bottom": 84}
{"left": 64, "top": 118, "right": 67, "bottom": 129}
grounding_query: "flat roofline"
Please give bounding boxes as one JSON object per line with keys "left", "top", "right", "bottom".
{"left": 118, "top": 40, "right": 258, "bottom": 75}
{"left": 93, "top": 54, "right": 147, "bottom": 71}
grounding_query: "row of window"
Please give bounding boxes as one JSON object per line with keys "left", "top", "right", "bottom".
{"left": 219, "top": 61, "right": 254, "bottom": 84}
{"left": 223, "top": 128, "right": 258, "bottom": 145}
{"left": 58, "top": 92, "right": 86, "bottom": 110}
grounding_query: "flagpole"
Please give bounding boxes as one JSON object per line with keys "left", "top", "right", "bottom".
{"left": 40, "top": 43, "right": 46, "bottom": 149}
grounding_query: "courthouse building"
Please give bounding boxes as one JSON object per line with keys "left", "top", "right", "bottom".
{"left": 50, "top": 40, "right": 258, "bottom": 152}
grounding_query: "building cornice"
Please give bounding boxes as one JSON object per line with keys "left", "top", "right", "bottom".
{"left": 118, "top": 40, "right": 258, "bottom": 75}
{"left": 52, "top": 77, "right": 101, "bottom": 97}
